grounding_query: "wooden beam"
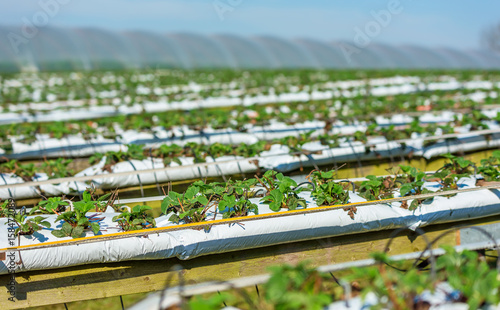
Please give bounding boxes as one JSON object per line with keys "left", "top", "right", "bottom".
{"left": 2, "top": 214, "right": 500, "bottom": 309}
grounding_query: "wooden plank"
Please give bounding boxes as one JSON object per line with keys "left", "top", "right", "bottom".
{"left": 2, "top": 215, "right": 500, "bottom": 309}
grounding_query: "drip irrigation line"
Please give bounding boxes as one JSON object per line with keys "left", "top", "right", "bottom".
{"left": 1, "top": 183, "right": 499, "bottom": 253}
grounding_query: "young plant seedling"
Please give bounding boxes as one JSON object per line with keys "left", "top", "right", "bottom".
{"left": 359, "top": 173, "right": 398, "bottom": 201}
{"left": 51, "top": 191, "right": 102, "bottom": 238}
{"left": 399, "top": 165, "right": 432, "bottom": 210}
{"left": 41, "top": 158, "right": 74, "bottom": 179}
{"left": 161, "top": 185, "right": 211, "bottom": 224}
{"left": 151, "top": 144, "right": 183, "bottom": 166}
{"left": 113, "top": 205, "right": 156, "bottom": 231}
{"left": 478, "top": 150, "right": 500, "bottom": 181}
{"left": 441, "top": 153, "right": 474, "bottom": 176}
{"left": 31, "top": 197, "right": 69, "bottom": 214}
{"left": 0, "top": 160, "right": 37, "bottom": 182}
{"left": 7, "top": 211, "right": 51, "bottom": 237}
{"left": 218, "top": 193, "right": 258, "bottom": 219}
{"left": 258, "top": 170, "right": 307, "bottom": 211}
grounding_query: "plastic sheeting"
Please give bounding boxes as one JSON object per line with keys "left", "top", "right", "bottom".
{"left": 4, "top": 107, "right": 500, "bottom": 160}
{"left": 76, "top": 156, "right": 259, "bottom": 189}
{"left": 0, "top": 173, "right": 87, "bottom": 200}
{"left": 0, "top": 178, "right": 499, "bottom": 274}
{"left": 2, "top": 26, "right": 500, "bottom": 71}
{"left": 3, "top": 126, "right": 500, "bottom": 199}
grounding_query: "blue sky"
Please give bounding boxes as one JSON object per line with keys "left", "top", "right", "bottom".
{"left": 1, "top": 0, "right": 499, "bottom": 49}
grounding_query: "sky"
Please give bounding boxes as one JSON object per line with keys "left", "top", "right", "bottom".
{"left": 1, "top": 0, "right": 499, "bottom": 50}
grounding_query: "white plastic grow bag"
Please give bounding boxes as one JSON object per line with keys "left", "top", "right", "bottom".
{"left": 416, "top": 132, "right": 500, "bottom": 159}
{"left": 9, "top": 134, "right": 124, "bottom": 159}
{"left": 75, "top": 139, "right": 412, "bottom": 189}
{"left": 3, "top": 107, "right": 499, "bottom": 159}
{"left": 0, "top": 173, "right": 87, "bottom": 200}
{"left": 76, "top": 156, "right": 259, "bottom": 189}
{"left": 119, "top": 127, "right": 260, "bottom": 147}
{"left": 259, "top": 139, "right": 411, "bottom": 172}
{"left": 1, "top": 178, "right": 499, "bottom": 275}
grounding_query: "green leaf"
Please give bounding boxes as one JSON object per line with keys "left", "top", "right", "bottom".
{"left": 39, "top": 221, "right": 51, "bottom": 229}
{"left": 400, "top": 184, "right": 413, "bottom": 196}
{"left": 77, "top": 217, "right": 89, "bottom": 227}
{"left": 269, "top": 201, "right": 281, "bottom": 212}
{"left": 132, "top": 218, "right": 143, "bottom": 225}
{"left": 83, "top": 190, "right": 91, "bottom": 202}
{"left": 185, "top": 186, "right": 199, "bottom": 199}
{"left": 196, "top": 195, "right": 209, "bottom": 205}
{"left": 90, "top": 222, "right": 100, "bottom": 235}
{"left": 61, "top": 222, "right": 73, "bottom": 235}
{"left": 51, "top": 230, "right": 67, "bottom": 238}
{"left": 71, "top": 225, "right": 84, "bottom": 238}
{"left": 33, "top": 216, "right": 46, "bottom": 222}
{"left": 410, "top": 199, "right": 419, "bottom": 211}
{"left": 169, "top": 214, "right": 180, "bottom": 224}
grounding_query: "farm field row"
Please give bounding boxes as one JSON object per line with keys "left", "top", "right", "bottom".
{"left": 1, "top": 69, "right": 500, "bottom": 310}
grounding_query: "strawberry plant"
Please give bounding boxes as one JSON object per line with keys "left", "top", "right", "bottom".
{"left": 191, "top": 180, "right": 226, "bottom": 200}
{"left": 89, "top": 144, "right": 146, "bottom": 171}
{"left": 312, "top": 181, "right": 349, "bottom": 206}
{"left": 478, "top": 150, "right": 500, "bottom": 181}
{"left": 0, "top": 200, "right": 9, "bottom": 217}
{"left": 113, "top": 205, "right": 156, "bottom": 231}
{"left": 47, "top": 122, "right": 72, "bottom": 139}
{"left": 88, "top": 152, "right": 105, "bottom": 165}
{"left": 353, "top": 130, "right": 367, "bottom": 143}
{"left": 278, "top": 130, "right": 315, "bottom": 152}
{"left": 51, "top": 191, "right": 102, "bottom": 238}
{"left": 31, "top": 197, "right": 68, "bottom": 214}
{"left": 258, "top": 171, "right": 307, "bottom": 211}
{"left": 458, "top": 110, "right": 490, "bottom": 130}
{"left": 41, "top": 158, "right": 74, "bottom": 179}
{"left": 306, "top": 169, "right": 336, "bottom": 185}
{"left": 161, "top": 185, "right": 210, "bottom": 224}
{"left": 399, "top": 165, "right": 432, "bottom": 210}
{"left": 234, "top": 141, "right": 267, "bottom": 157}
{"left": 318, "top": 133, "right": 340, "bottom": 148}
{"left": 359, "top": 174, "right": 397, "bottom": 201}
{"left": 0, "top": 160, "right": 37, "bottom": 182}
{"left": 184, "top": 142, "right": 207, "bottom": 163}
{"left": 308, "top": 170, "right": 350, "bottom": 206}
{"left": 207, "top": 142, "right": 233, "bottom": 158}
{"left": 441, "top": 153, "right": 474, "bottom": 176}
{"left": 218, "top": 194, "right": 258, "bottom": 218}
{"left": 430, "top": 168, "right": 468, "bottom": 195}
{"left": 150, "top": 144, "right": 183, "bottom": 166}
{"left": 308, "top": 169, "right": 354, "bottom": 218}
{"left": 225, "top": 179, "right": 258, "bottom": 198}
{"left": 7, "top": 212, "right": 51, "bottom": 236}
{"left": 436, "top": 246, "right": 500, "bottom": 309}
